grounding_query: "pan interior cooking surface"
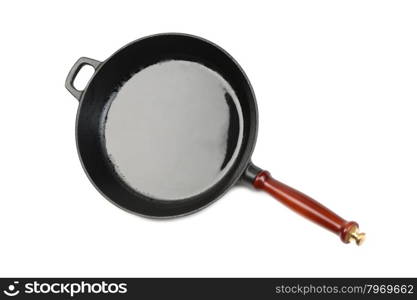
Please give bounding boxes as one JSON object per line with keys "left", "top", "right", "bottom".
{"left": 103, "top": 60, "right": 244, "bottom": 200}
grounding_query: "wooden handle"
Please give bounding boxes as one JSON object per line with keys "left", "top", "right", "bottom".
{"left": 253, "top": 170, "right": 365, "bottom": 245}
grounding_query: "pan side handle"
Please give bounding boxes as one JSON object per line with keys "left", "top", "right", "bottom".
{"left": 65, "top": 57, "right": 101, "bottom": 101}
{"left": 242, "top": 162, "right": 365, "bottom": 245}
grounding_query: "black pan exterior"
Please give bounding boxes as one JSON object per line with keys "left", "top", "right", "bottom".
{"left": 75, "top": 33, "right": 258, "bottom": 217}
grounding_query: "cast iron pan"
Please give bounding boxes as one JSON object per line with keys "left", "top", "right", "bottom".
{"left": 65, "top": 33, "right": 365, "bottom": 245}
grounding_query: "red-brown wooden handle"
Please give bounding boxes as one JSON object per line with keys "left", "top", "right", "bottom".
{"left": 253, "top": 170, "right": 365, "bottom": 245}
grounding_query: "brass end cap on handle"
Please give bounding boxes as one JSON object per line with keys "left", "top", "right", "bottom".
{"left": 347, "top": 225, "right": 366, "bottom": 246}
{"left": 341, "top": 221, "right": 366, "bottom": 246}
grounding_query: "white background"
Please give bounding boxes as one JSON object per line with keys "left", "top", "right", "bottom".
{"left": 1, "top": 0, "right": 416, "bottom": 277}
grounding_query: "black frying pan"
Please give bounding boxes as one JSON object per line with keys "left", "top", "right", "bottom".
{"left": 65, "top": 33, "right": 364, "bottom": 244}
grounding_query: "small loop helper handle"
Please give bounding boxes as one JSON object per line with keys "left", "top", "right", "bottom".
{"left": 65, "top": 57, "right": 101, "bottom": 101}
